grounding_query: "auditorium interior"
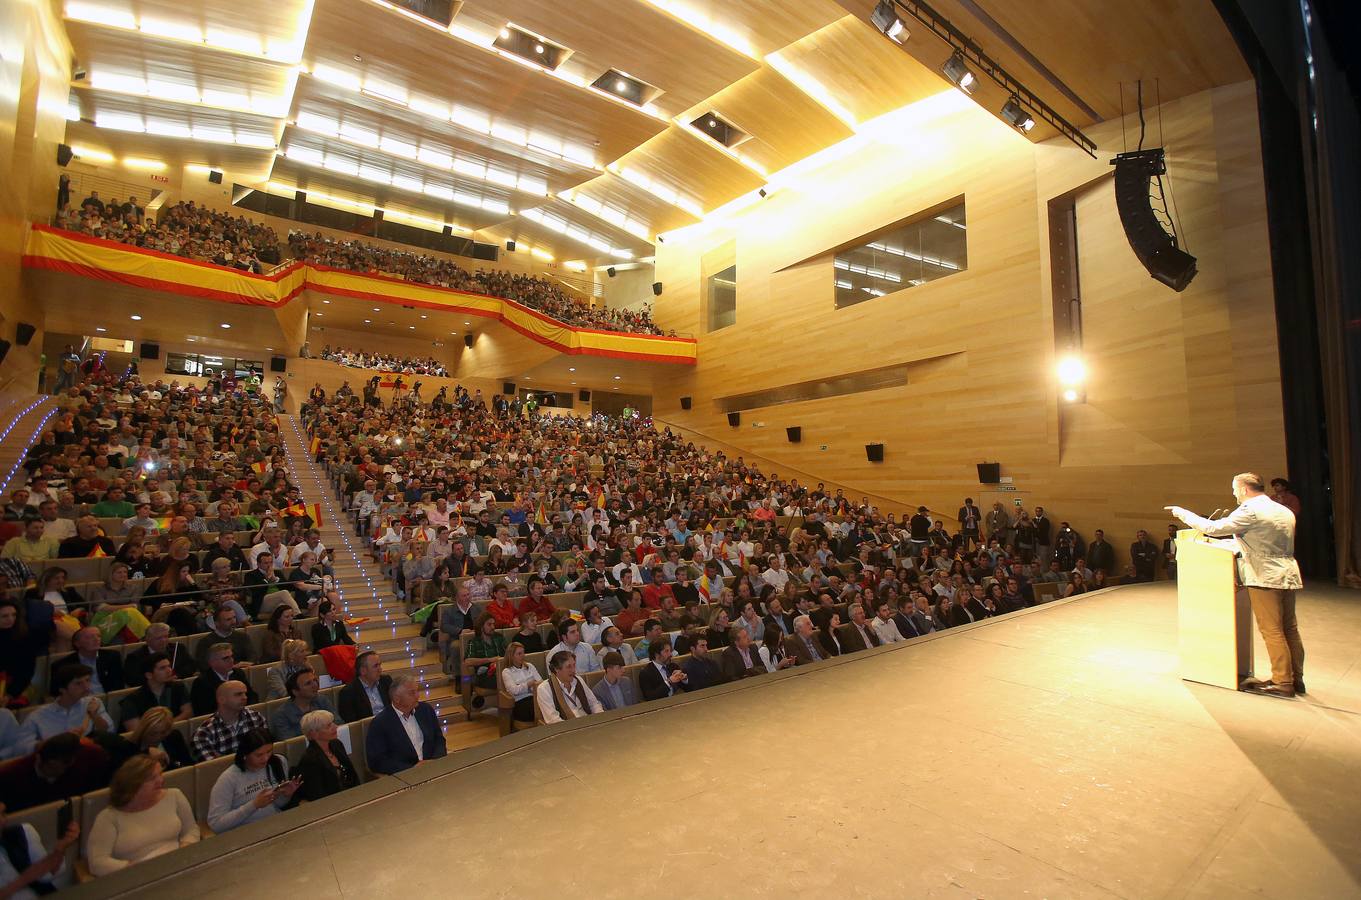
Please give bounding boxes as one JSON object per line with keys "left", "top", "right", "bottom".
{"left": 1, "top": 0, "right": 1359, "bottom": 896}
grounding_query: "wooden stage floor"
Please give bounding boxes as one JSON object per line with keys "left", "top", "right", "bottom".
{"left": 78, "top": 582, "right": 1361, "bottom": 899}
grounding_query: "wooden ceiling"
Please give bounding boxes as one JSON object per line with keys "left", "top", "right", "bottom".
{"left": 64, "top": 0, "right": 1249, "bottom": 262}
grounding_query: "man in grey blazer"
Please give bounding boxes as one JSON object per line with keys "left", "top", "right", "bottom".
{"left": 1167, "top": 472, "right": 1307, "bottom": 698}
{"left": 592, "top": 652, "right": 638, "bottom": 711}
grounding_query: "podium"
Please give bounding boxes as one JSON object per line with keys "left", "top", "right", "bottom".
{"left": 1175, "top": 529, "right": 1253, "bottom": 690}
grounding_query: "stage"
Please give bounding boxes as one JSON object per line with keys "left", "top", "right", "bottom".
{"left": 82, "top": 582, "right": 1361, "bottom": 899}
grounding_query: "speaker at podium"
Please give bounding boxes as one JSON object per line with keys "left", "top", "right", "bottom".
{"left": 1175, "top": 528, "right": 1254, "bottom": 690}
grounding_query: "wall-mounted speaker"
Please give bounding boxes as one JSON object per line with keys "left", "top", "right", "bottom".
{"left": 139, "top": 342, "right": 160, "bottom": 360}
{"left": 679, "top": 396, "right": 692, "bottom": 410}
{"left": 463, "top": 334, "right": 474, "bottom": 348}
{"left": 270, "top": 356, "right": 287, "bottom": 373}
{"left": 505, "top": 240, "right": 516, "bottom": 251}
{"left": 606, "top": 267, "right": 617, "bottom": 278}
{"left": 14, "top": 323, "right": 36, "bottom": 346}
{"left": 727, "top": 412, "right": 740, "bottom": 427}
{"left": 866, "top": 443, "right": 884, "bottom": 463}
{"left": 786, "top": 426, "right": 801, "bottom": 443}
{"left": 56, "top": 144, "right": 73, "bottom": 167}
{"left": 208, "top": 170, "right": 224, "bottom": 184}
{"left": 1111, "top": 149, "right": 1198, "bottom": 292}
{"left": 976, "top": 462, "right": 1001, "bottom": 484}
{"left": 578, "top": 389, "right": 591, "bottom": 402}
{"left": 503, "top": 382, "right": 516, "bottom": 395}
{"left": 0, "top": 340, "right": 10, "bottom": 365}
{"left": 652, "top": 282, "right": 663, "bottom": 296}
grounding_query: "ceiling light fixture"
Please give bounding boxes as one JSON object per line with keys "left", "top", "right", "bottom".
{"left": 871, "top": 0, "right": 908, "bottom": 43}
{"left": 220, "top": 323, "right": 231, "bottom": 329}
{"left": 129, "top": 314, "right": 142, "bottom": 320}
{"left": 941, "top": 52, "right": 976, "bottom": 94}
{"left": 1001, "top": 96, "right": 1036, "bottom": 132}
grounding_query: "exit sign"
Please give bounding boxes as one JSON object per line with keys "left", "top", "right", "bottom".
{"left": 149, "top": 174, "right": 169, "bottom": 183}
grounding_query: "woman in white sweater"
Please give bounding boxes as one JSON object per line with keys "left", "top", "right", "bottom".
{"left": 206, "top": 729, "right": 300, "bottom": 833}
{"left": 86, "top": 756, "right": 198, "bottom": 876}
{"left": 499, "top": 642, "right": 542, "bottom": 722}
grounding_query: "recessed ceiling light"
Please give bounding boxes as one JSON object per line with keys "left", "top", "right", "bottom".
{"left": 613, "top": 375, "right": 621, "bottom": 380}
{"left": 130, "top": 314, "right": 142, "bottom": 321}
{"left": 95, "top": 327, "right": 107, "bottom": 332}
{"left": 186, "top": 337, "right": 196, "bottom": 342}
{"left": 266, "top": 347, "right": 274, "bottom": 351}
{"left": 615, "top": 80, "right": 627, "bottom": 92}
{"left": 449, "top": 331, "right": 457, "bottom": 335}
{"left": 364, "top": 319, "right": 372, "bottom": 324}
{"left": 388, "top": 321, "right": 395, "bottom": 325}
{"left": 499, "top": 27, "right": 510, "bottom": 38}
{"left": 708, "top": 119, "right": 717, "bottom": 128}
{"left": 373, "top": 307, "right": 380, "bottom": 312}
{"left": 613, "top": 387, "right": 619, "bottom": 390}
{"left": 570, "top": 381, "right": 576, "bottom": 385}
{"left": 353, "top": 54, "right": 362, "bottom": 61}
{"left": 534, "top": 43, "right": 544, "bottom": 54}
{"left": 464, "top": 321, "right": 471, "bottom": 325}
{"left": 220, "top": 323, "right": 231, "bottom": 329}
{"left": 314, "top": 312, "right": 323, "bottom": 317}
{"left": 568, "top": 367, "right": 576, "bottom": 372}
{"left": 408, "top": 325, "right": 415, "bottom": 329}
{"left": 322, "top": 299, "right": 330, "bottom": 304}
{"left": 419, "top": 314, "right": 427, "bottom": 319}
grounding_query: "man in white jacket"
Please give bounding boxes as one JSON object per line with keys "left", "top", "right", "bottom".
{"left": 1167, "top": 472, "right": 1306, "bottom": 698}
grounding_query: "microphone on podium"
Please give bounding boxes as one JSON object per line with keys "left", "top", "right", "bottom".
{"left": 1207, "top": 509, "right": 1225, "bottom": 521}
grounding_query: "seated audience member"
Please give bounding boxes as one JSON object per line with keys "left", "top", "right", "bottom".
{"left": 734, "top": 601, "right": 765, "bottom": 643}
{"left": 508, "top": 611, "right": 545, "bottom": 654}
{"left": 484, "top": 583, "right": 519, "bottom": 629}
{"left": 639, "top": 641, "right": 689, "bottom": 700}
{"left": 546, "top": 618, "right": 601, "bottom": 675}
{"left": 262, "top": 638, "right": 309, "bottom": 699}
{"left": 310, "top": 600, "right": 354, "bottom": 650}
{"left": 195, "top": 607, "right": 254, "bottom": 669}
{"left": 0, "top": 795, "right": 78, "bottom": 894}
{"left": 870, "top": 602, "right": 907, "bottom": 645}
{"left": 437, "top": 586, "right": 478, "bottom": 673}
{"left": 1, "top": 731, "right": 111, "bottom": 811}
{"left": 633, "top": 618, "right": 668, "bottom": 661}
{"left": 270, "top": 667, "right": 341, "bottom": 740}
{"left": 58, "top": 516, "right": 116, "bottom": 559}
{"left": 122, "top": 623, "right": 195, "bottom": 684}
{"left": 243, "top": 552, "right": 288, "bottom": 620}
{"left": 202, "top": 559, "right": 250, "bottom": 627}
{"left": 536, "top": 651, "right": 603, "bottom": 723}
{"left": 840, "top": 604, "right": 881, "bottom": 653}
{"left": 118, "top": 653, "right": 192, "bottom": 731}
{"left": 294, "top": 709, "right": 360, "bottom": 802}
{"left": 207, "top": 729, "right": 300, "bottom": 833}
{"left": 595, "top": 625, "right": 638, "bottom": 667}
{"left": 22, "top": 665, "right": 113, "bottom": 749}
{"left": 52, "top": 626, "right": 125, "bottom": 696}
{"left": 948, "top": 589, "right": 991, "bottom": 628}
{"left": 816, "top": 612, "right": 845, "bottom": 658}
{"left": 0, "top": 598, "right": 41, "bottom": 706}
{"left": 286, "top": 551, "right": 333, "bottom": 615}
{"left": 203, "top": 529, "right": 248, "bottom": 571}
{"left": 591, "top": 651, "right": 638, "bottom": 712}
{"left": 784, "top": 615, "right": 827, "bottom": 665}
{"left": 762, "top": 596, "right": 796, "bottom": 641}
{"left": 25, "top": 567, "right": 84, "bottom": 649}
{"left": 759, "top": 627, "right": 796, "bottom": 673}
{"left": 499, "top": 642, "right": 542, "bottom": 722}
{"left": 338, "top": 651, "right": 391, "bottom": 721}
{"left": 1, "top": 518, "right": 59, "bottom": 563}
{"left": 119, "top": 707, "right": 193, "bottom": 771}
{"left": 516, "top": 577, "right": 555, "bottom": 623}
{"left": 681, "top": 636, "right": 726, "bottom": 690}
{"left": 86, "top": 756, "right": 198, "bottom": 875}
{"left": 463, "top": 613, "right": 508, "bottom": 705}
{"left": 365, "top": 674, "right": 447, "bottom": 775}
{"left": 261, "top": 605, "right": 303, "bottom": 663}
{"left": 88, "top": 562, "right": 151, "bottom": 642}
{"left": 192, "top": 644, "right": 258, "bottom": 716}
{"left": 191, "top": 680, "right": 266, "bottom": 762}
{"left": 720, "top": 628, "right": 766, "bottom": 681}
{"left": 613, "top": 589, "right": 649, "bottom": 637}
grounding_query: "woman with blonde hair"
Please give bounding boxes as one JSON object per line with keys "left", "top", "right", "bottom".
{"left": 266, "top": 638, "right": 311, "bottom": 699}
{"left": 86, "top": 756, "right": 198, "bottom": 875}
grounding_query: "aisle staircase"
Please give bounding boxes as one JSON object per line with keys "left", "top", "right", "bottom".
{"left": 0, "top": 396, "right": 61, "bottom": 498}
{"left": 277, "top": 415, "right": 498, "bottom": 750}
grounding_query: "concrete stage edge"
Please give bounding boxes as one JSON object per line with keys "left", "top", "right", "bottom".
{"left": 78, "top": 582, "right": 1361, "bottom": 899}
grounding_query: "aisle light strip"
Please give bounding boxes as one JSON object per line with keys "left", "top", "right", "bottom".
{"left": 0, "top": 401, "right": 58, "bottom": 497}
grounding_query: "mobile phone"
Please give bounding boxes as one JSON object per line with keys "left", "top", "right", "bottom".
{"left": 57, "top": 798, "right": 74, "bottom": 835}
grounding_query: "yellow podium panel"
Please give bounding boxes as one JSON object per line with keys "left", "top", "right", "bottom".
{"left": 1176, "top": 529, "right": 1253, "bottom": 690}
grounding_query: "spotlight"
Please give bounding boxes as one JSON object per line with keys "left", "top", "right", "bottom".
{"left": 1062, "top": 389, "right": 1080, "bottom": 403}
{"left": 871, "top": 0, "right": 908, "bottom": 43}
{"left": 941, "top": 53, "right": 976, "bottom": 94}
{"left": 1001, "top": 97, "right": 1035, "bottom": 132}
{"left": 1056, "top": 356, "right": 1086, "bottom": 386}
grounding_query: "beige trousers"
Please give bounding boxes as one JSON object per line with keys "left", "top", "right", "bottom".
{"left": 1246, "top": 587, "right": 1305, "bottom": 687}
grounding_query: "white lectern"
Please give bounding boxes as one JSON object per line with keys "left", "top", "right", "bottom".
{"left": 1175, "top": 528, "right": 1253, "bottom": 690}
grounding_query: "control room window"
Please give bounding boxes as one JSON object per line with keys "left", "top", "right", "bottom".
{"left": 834, "top": 201, "right": 967, "bottom": 309}
{"left": 707, "top": 264, "right": 737, "bottom": 331}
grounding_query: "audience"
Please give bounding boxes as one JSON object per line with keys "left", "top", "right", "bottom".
{"left": 86, "top": 756, "right": 198, "bottom": 875}
{"left": 293, "top": 709, "right": 360, "bottom": 802}
{"left": 206, "top": 729, "right": 299, "bottom": 833}
{"left": 364, "top": 674, "right": 446, "bottom": 775}
{"left": 536, "top": 650, "right": 602, "bottom": 723}
{"left": 55, "top": 200, "right": 279, "bottom": 272}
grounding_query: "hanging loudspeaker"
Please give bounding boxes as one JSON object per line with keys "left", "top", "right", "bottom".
{"left": 1110, "top": 149, "right": 1198, "bottom": 292}
{"left": 652, "top": 282, "right": 663, "bottom": 296}
{"left": 464, "top": 334, "right": 474, "bottom": 348}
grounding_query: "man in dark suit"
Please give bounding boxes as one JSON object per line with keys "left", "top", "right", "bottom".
{"left": 761, "top": 597, "right": 796, "bottom": 643}
{"left": 52, "top": 626, "right": 124, "bottom": 696}
{"left": 838, "top": 604, "right": 881, "bottom": 653}
{"left": 720, "top": 629, "right": 765, "bottom": 681}
{"left": 122, "top": 624, "right": 196, "bottom": 684}
{"left": 365, "top": 673, "right": 447, "bottom": 775}
{"left": 783, "top": 615, "right": 825, "bottom": 666}
{"left": 190, "top": 643, "right": 258, "bottom": 715}
{"left": 947, "top": 590, "right": 991, "bottom": 628}
{"left": 338, "top": 650, "right": 393, "bottom": 721}
{"left": 680, "top": 636, "right": 726, "bottom": 691}
{"left": 639, "top": 641, "right": 689, "bottom": 700}
{"left": 1086, "top": 529, "right": 1116, "bottom": 575}
{"left": 893, "top": 595, "right": 935, "bottom": 638}
{"left": 1130, "top": 529, "right": 1160, "bottom": 582}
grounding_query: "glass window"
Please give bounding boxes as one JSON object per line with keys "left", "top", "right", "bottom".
{"left": 707, "top": 264, "right": 736, "bottom": 331}
{"left": 165, "top": 352, "right": 201, "bottom": 376}
{"left": 834, "top": 202, "right": 967, "bottom": 309}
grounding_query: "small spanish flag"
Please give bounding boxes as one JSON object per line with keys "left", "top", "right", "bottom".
{"left": 308, "top": 436, "right": 321, "bottom": 457}
{"left": 251, "top": 460, "right": 269, "bottom": 475}
{"left": 596, "top": 491, "right": 607, "bottom": 509}
{"left": 153, "top": 517, "right": 173, "bottom": 531}
{"left": 534, "top": 501, "right": 547, "bottom": 526}
{"left": 88, "top": 544, "right": 108, "bottom": 558}
{"left": 284, "top": 502, "right": 308, "bottom": 518}
{"left": 309, "top": 503, "right": 324, "bottom": 527}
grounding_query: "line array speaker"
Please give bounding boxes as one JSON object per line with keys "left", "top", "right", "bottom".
{"left": 1111, "top": 149, "right": 1198, "bottom": 292}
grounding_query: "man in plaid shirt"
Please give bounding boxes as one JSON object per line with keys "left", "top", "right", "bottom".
{"left": 191, "top": 680, "right": 267, "bottom": 761}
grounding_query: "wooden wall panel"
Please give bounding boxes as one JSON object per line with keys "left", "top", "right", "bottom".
{"left": 652, "top": 82, "right": 1286, "bottom": 573}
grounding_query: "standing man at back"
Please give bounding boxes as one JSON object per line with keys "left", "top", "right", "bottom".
{"left": 1167, "top": 473, "right": 1306, "bottom": 698}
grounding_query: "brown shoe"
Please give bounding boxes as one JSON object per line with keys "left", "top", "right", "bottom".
{"left": 1246, "top": 682, "right": 1296, "bottom": 698}
{"left": 1295, "top": 679, "right": 1306, "bottom": 695}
